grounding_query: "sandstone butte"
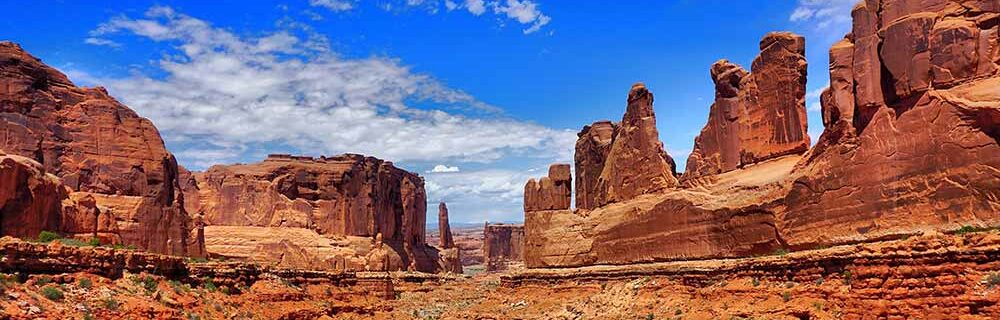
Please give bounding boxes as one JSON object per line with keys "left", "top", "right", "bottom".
{"left": 181, "top": 153, "right": 461, "bottom": 273}
{"left": 524, "top": 1, "right": 1000, "bottom": 268}
{"left": 483, "top": 223, "right": 525, "bottom": 272}
{"left": 0, "top": 42, "right": 203, "bottom": 257}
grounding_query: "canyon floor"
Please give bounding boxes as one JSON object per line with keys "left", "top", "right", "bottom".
{"left": 2, "top": 229, "right": 999, "bottom": 319}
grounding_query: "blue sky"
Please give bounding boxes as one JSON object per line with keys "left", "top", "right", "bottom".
{"left": 3, "top": 0, "right": 856, "bottom": 224}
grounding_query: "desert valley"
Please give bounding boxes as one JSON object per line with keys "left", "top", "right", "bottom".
{"left": 2, "top": 0, "right": 1000, "bottom": 319}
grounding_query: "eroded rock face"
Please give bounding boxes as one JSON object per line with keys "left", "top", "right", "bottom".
{"left": 0, "top": 153, "right": 64, "bottom": 238}
{"left": 593, "top": 83, "right": 678, "bottom": 206}
{"left": 186, "top": 154, "right": 445, "bottom": 272}
{"left": 683, "top": 32, "right": 810, "bottom": 181}
{"left": 524, "top": 1, "right": 1000, "bottom": 268}
{"left": 523, "top": 164, "right": 572, "bottom": 212}
{"left": 574, "top": 121, "right": 617, "bottom": 210}
{"left": 784, "top": 1, "right": 1000, "bottom": 248}
{"left": 435, "top": 202, "right": 462, "bottom": 273}
{"left": 437, "top": 202, "right": 454, "bottom": 249}
{"left": 483, "top": 223, "right": 525, "bottom": 272}
{"left": 0, "top": 42, "right": 201, "bottom": 256}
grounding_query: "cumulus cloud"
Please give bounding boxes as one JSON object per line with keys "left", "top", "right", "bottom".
{"left": 83, "top": 6, "right": 575, "bottom": 169}
{"left": 788, "top": 0, "right": 855, "bottom": 33}
{"left": 430, "top": 165, "right": 461, "bottom": 173}
{"left": 492, "top": 0, "right": 550, "bottom": 34}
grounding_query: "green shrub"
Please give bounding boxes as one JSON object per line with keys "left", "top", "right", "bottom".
{"left": 773, "top": 248, "right": 789, "bottom": 256}
{"left": 674, "top": 309, "right": 683, "bottom": 315}
{"left": 189, "top": 257, "right": 209, "bottom": 263}
{"left": 34, "top": 276, "right": 52, "bottom": 286}
{"left": 985, "top": 273, "right": 1000, "bottom": 289}
{"left": 782, "top": 291, "right": 792, "bottom": 302}
{"left": 103, "top": 297, "right": 120, "bottom": 310}
{"left": 842, "top": 270, "right": 852, "bottom": 286}
{"left": 37, "top": 231, "right": 60, "bottom": 243}
{"left": 815, "top": 277, "right": 824, "bottom": 285}
{"left": 58, "top": 238, "right": 89, "bottom": 247}
{"left": 751, "top": 277, "right": 760, "bottom": 287}
{"left": 202, "top": 278, "right": 217, "bottom": 292}
{"left": 645, "top": 313, "right": 655, "bottom": 320}
{"left": 40, "top": 286, "right": 64, "bottom": 301}
{"left": 88, "top": 237, "right": 101, "bottom": 247}
{"left": 78, "top": 278, "right": 93, "bottom": 289}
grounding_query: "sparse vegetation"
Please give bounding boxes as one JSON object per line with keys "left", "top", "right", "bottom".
{"left": 34, "top": 275, "right": 52, "bottom": 286}
{"left": 815, "top": 277, "right": 824, "bottom": 285}
{"left": 773, "top": 248, "right": 789, "bottom": 256}
{"left": 78, "top": 278, "right": 93, "bottom": 289}
{"left": 955, "top": 225, "right": 991, "bottom": 235}
{"left": 782, "top": 291, "right": 792, "bottom": 302}
{"left": 131, "top": 275, "right": 158, "bottom": 293}
{"left": 88, "top": 237, "right": 101, "bottom": 247}
{"left": 40, "top": 285, "right": 64, "bottom": 301}
{"left": 985, "top": 273, "right": 1000, "bottom": 289}
{"left": 751, "top": 277, "right": 760, "bottom": 287}
{"left": 189, "top": 257, "right": 209, "bottom": 263}
{"left": 57, "top": 238, "right": 89, "bottom": 247}
{"left": 37, "top": 231, "right": 60, "bottom": 243}
{"left": 842, "top": 270, "right": 852, "bottom": 286}
{"left": 645, "top": 313, "right": 655, "bottom": 320}
{"left": 202, "top": 278, "right": 218, "bottom": 292}
{"left": 103, "top": 296, "right": 120, "bottom": 310}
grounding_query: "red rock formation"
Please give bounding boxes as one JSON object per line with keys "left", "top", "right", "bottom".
{"left": 524, "top": 1, "right": 1000, "bottom": 268}
{"left": 0, "top": 42, "right": 202, "bottom": 256}
{"left": 523, "top": 164, "right": 572, "bottom": 212}
{"left": 435, "top": 202, "right": 462, "bottom": 274}
{"left": 186, "top": 154, "right": 446, "bottom": 273}
{"left": 0, "top": 153, "right": 64, "bottom": 238}
{"left": 483, "top": 223, "right": 525, "bottom": 272}
{"left": 437, "top": 202, "right": 454, "bottom": 248}
{"left": 783, "top": 1, "right": 1000, "bottom": 248}
{"left": 593, "top": 83, "right": 678, "bottom": 206}
{"left": 683, "top": 32, "right": 810, "bottom": 181}
{"left": 574, "top": 121, "right": 617, "bottom": 210}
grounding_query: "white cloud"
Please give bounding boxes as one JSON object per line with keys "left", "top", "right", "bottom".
{"left": 788, "top": 0, "right": 855, "bottom": 32}
{"left": 492, "top": 0, "right": 550, "bottom": 34}
{"left": 81, "top": 6, "right": 575, "bottom": 169}
{"left": 430, "top": 165, "right": 461, "bottom": 173}
{"left": 306, "top": 0, "right": 551, "bottom": 34}
{"left": 309, "top": 0, "right": 354, "bottom": 11}
{"left": 84, "top": 37, "right": 121, "bottom": 47}
{"left": 424, "top": 168, "right": 539, "bottom": 221}
{"left": 465, "top": 0, "right": 487, "bottom": 15}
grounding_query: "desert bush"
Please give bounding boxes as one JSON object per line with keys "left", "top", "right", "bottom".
{"left": 78, "top": 278, "right": 93, "bottom": 289}
{"left": 37, "top": 231, "right": 60, "bottom": 243}
{"left": 40, "top": 286, "right": 64, "bottom": 301}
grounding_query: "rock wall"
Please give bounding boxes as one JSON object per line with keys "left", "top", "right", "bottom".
{"left": 574, "top": 121, "right": 616, "bottom": 210}
{"left": 0, "top": 42, "right": 202, "bottom": 256}
{"left": 185, "top": 154, "right": 448, "bottom": 273}
{"left": 483, "top": 223, "right": 524, "bottom": 272}
{"left": 783, "top": 0, "right": 1000, "bottom": 248}
{"left": 524, "top": 1, "right": 1000, "bottom": 268}
{"left": 683, "top": 32, "right": 810, "bottom": 181}
{"left": 523, "top": 164, "right": 572, "bottom": 212}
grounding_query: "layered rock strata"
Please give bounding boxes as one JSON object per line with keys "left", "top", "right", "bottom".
{"left": 484, "top": 223, "right": 525, "bottom": 272}
{"left": 523, "top": 164, "right": 572, "bottom": 212}
{"left": 683, "top": 32, "right": 810, "bottom": 181}
{"left": 525, "top": 2, "right": 1000, "bottom": 269}
{"left": 0, "top": 42, "right": 202, "bottom": 256}
{"left": 184, "top": 154, "right": 455, "bottom": 273}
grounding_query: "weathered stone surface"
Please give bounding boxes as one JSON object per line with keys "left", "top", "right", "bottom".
{"left": 484, "top": 223, "right": 524, "bottom": 272}
{"left": 574, "top": 121, "right": 616, "bottom": 210}
{"left": 437, "top": 202, "right": 454, "bottom": 248}
{"left": 593, "top": 83, "right": 678, "bottom": 206}
{"left": 523, "top": 164, "right": 571, "bottom": 212}
{"left": 435, "top": 202, "right": 462, "bottom": 274}
{"left": 524, "top": 1, "right": 1000, "bottom": 268}
{"left": 683, "top": 32, "right": 810, "bottom": 181}
{"left": 186, "top": 154, "right": 445, "bottom": 272}
{"left": 0, "top": 153, "right": 64, "bottom": 239}
{"left": 0, "top": 43, "right": 201, "bottom": 256}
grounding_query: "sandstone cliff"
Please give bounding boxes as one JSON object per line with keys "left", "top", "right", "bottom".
{"left": 0, "top": 42, "right": 202, "bottom": 256}
{"left": 524, "top": 1, "right": 1000, "bottom": 268}
{"left": 683, "top": 32, "right": 810, "bottom": 181}
{"left": 484, "top": 223, "right": 524, "bottom": 272}
{"left": 184, "top": 154, "right": 453, "bottom": 273}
